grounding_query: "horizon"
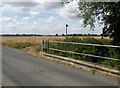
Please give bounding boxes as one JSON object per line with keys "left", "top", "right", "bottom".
{"left": 0, "top": 32, "right": 104, "bottom": 35}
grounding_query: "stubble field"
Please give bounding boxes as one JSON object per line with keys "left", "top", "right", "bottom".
{"left": 1, "top": 36, "right": 111, "bottom": 44}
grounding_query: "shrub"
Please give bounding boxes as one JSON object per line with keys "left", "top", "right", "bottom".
{"left": 48, "top": 38, "right": 120, "bottom": 69}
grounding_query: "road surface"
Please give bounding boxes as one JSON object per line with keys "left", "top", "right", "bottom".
{"left": 2, "top": 46, "right": 118, "bottom": 86}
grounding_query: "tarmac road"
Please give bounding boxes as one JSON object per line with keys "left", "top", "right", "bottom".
{"left": 1, "top": 46, "right": 119, "bottom": 86}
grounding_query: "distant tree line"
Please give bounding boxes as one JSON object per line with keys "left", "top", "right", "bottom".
{"left": 1, "top": 34, "right": 43, "bottom": 36}
{"left": 1, "top": 33, "right": 109, "bottom": 37}
{"left": 57, "top": 33, "right": 109, "bottom": 36}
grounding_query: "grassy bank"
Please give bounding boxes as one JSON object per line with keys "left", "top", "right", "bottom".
{"left": 2, "top": 41, "right": 42, "bottom": 56}
{"left": 48, "top": 38, "right": 120, "bottom": 70}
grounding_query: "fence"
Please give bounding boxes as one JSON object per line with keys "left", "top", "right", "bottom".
{"left": 42, "top": 40, "right": 120, "bottom": 62}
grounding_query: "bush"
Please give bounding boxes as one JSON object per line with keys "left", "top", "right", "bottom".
{"left": 48, "top": 38, "right": 120, "bottom": 69}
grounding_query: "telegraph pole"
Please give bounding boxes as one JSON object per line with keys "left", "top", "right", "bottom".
{"left": 66, "top": 24, "right": 68, "bottom": 38}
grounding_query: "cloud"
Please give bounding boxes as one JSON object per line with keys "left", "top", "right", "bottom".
{"left": 2, "top": 0, "right": 63, "bottom": 12}
{"left": 30, "top": 11, "right": 40, "bottom": 17}
{"left": 0, "top": 1, "right": 2, "bottom": 4}
{"left": 2, "top": 16, "right": 103, "bottom": 35}
{"left": 22, "top": 17, "right": 31, "bottom": 21}
{"left": 2, "top": 0, "right": 39, "bottom": 11}
{"left": 48, "top": 16, "right": 56, "bottom": 23}
{"left": 79, "top": 19, "right": 84, "bottom": 23}
{"left": 1, "top": 3, "right": 27, "bottom": 13}
{"left": 39, "top": 1, "right": 63, "bottom": 10}
{"left": 2, "top": 17, "right": 16, "bottom": 22}
{"left": 1, "top": 0, "right": 103, "bottom": 35}
{"left": 67, "top": 21, "right": 103, "bottom": 35}
{"left": 33, "top": 21, "right": 37, "bottom": 25}
{"left": 3, "top": 1, "right": 38, "bottom": 7}
{"left": 1, "top": 16, "right": 65, "bottom": 35}
{"left": 16, "top": 22, "right": 20, "bottom": 25}
{"left": 15, "top": 16, "right": 18, "bottom": 18}
{"left": 0, "top": 11, "right": 2, "bottom": 18}
{"left": 2, "top": 0, "right": 80, "bottom": 20}
{"left": 2, "top": 0, "right": 61, "bottom": 2}
{"left": 58, "top": 1, "right": 80, "bottom": 20}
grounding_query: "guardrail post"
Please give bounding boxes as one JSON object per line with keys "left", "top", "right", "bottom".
{"left": 42, "top": 40, "right": 44, "bottom": 52}
{"left": 46, "top": 40, "right": 47, "bottom": 53}
{"left": 48, "top": 40, "right": 49, "bottom": 53}
{"left": 72, "top": 42, "right": 74, "bottom": 58}
{"left": 46, "top": 40, "right": 49, "bottom": 53}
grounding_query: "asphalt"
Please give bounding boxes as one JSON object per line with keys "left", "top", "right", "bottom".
{"left": 1, "top": 46, "right": 119, "bottom": 86}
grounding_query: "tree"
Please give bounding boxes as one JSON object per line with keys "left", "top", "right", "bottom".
{"left": 56, "top": 34, "right": 58, "bottom": 36}
{"left": 62, "top": 34, "right": 65, "bottom": 36}
{"left": 78, "top": 1, "right": 120, "bottom": 45}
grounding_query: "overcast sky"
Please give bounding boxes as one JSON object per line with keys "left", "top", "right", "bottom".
{"left": 0, "top": 0, "right": 103, "bottom": 35}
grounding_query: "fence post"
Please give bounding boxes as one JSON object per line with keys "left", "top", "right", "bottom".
{"left": 47, "top": 40, "right": 49, "bottom": 53}
{"left": 46, "top": 40, "right": 49, "bottom": 53}
{"left": 46, "top": 40, "right": 47, "bottom": 53}
{"left": 72, "top": 42, "right": 74, "bottom": 58}
{"left": 42, "top": 40, "right": 44, "bottom": 52}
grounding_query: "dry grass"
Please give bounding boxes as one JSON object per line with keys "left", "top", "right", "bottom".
{"left": 1, "top": 36, "right": 112, "bottom": 44}
{"left": 1, "top": 36, "right": 65, "bottom": 44}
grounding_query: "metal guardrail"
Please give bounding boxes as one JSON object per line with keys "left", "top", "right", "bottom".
{"left": 42, "top": 40, "right": 120, "bottom": 62}
{"left": 49, "top": 41, "right": 120, "bottom": 48}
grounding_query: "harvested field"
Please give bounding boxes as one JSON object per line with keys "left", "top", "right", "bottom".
{"left": 1, "top": 36, "right": 111, "bottom": 44}
{"left": 1, "top": 36, "right": 65, "bottom": 44}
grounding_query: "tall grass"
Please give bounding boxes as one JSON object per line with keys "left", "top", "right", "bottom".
{"left": 2, "top": 41, "right": 42, "bottom": 53}
{"left": 2, "top": 41, "right": 33, "bottom": 49}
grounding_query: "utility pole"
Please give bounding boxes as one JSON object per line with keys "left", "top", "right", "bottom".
{"left": 66, "top": 24, "right": 68, "bottom": 38}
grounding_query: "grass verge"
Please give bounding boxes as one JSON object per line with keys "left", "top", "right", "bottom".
{"left": 2, "top": 41, "right": 42, "bottom": 56}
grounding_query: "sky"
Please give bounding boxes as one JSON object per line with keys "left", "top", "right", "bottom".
{"left": 0, "top": 0, "right": 103, "bottom": 35}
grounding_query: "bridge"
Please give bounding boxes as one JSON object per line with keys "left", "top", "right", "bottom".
{"left": 1, "top": 44, "right": 119, "bottom": 87}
